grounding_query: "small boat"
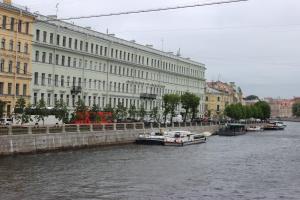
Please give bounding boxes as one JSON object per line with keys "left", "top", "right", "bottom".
{"left": 264, "top": 121, "right": 286, "bottom": 130}
{"left": 136, "top": 131, "right": 166, "bottom": 145}
{"left": 164, "top": 131, "right": 206, "bottom": 146}
{"left": 218, "top": 123, "right": 246, "bottom": 136}
{"left": 202, "top": 131, "right": 212, "bottom": 137}
{"left": 246, "top": 126, "right": 263, "bottom": 132}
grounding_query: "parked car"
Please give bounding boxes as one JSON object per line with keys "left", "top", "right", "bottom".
{"left": 0, "top": 118, "right": 13, "bottom": 126}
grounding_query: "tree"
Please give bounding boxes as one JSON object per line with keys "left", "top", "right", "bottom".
{"left": 128, "top": 105, "right": 137, "bottom": 119}
{"left": 89, "top": 104, "right": 100, "bottom": 123}
{"left": 103, "top": 104, "right": 117, "bottom": 121}
{"left": 150, "top": 106, "right": 159, "bottom": 122}
{"left": 138, "top": 104, "right": 146, "bottom": 121}
{"left": 190, "top": 95, "right": 200, "bottom": 120}
{"left": 163, "top": 94, "right": 180, "bottom": 123}
{"left": 54, "top": 100, "right": 69, "bottom": 123}
{"left": 115, "top": 103, "right": 127, "bottom": 120}
{"left": 255, "top": 101, "right": 271, "bottom": 119}
{"left": 34, "top": 99, "right": 48, "bottom": 126}
{"left": 181, "top": 92, "right": 193, "bottom": 122}
{"left": 292, "top": 103, "right": 300, "bottom": 117}
{"left": 73, "top": 99, "right": 88, "bottom": 121}
{"left": 14, "top": 97, "right": 32, "bottom": 124}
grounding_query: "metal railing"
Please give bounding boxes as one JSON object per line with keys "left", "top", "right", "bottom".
{"left": 0, "top": 122, "right": 222, "bottom": 136}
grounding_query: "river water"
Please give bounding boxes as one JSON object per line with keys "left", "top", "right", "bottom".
{"left": 0, "top": 122, "right": 300, "bottom": 200}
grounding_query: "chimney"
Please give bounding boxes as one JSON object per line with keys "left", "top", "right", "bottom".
{"left": 3, "top": 0, "right": 12, "bottom": 4}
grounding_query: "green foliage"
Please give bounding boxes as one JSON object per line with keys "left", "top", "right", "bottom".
{"left": 138, "top": 104, "right": 146, "bottom": 120}
{"left": 115, "top": 103, "right": 127, "bottom": 120}
{"left": 224, "top": 101, "right": 271, "bottom": 120}
{"left": 103, "top": 104, "right": 116, "bottom": 120}
{"left": 73, "top": 99, "right": 88, "bottom": 121}
{"left": 0, "top": 100, "right": 6, "bottom": 118}
{"left": 163, "top": 94, "right": 180, "bottom": 123}
{"left": 292, "top": 103, "right": 300, "bottom": 117}
{"left": 54, "top": 100, "right": 69, "bottom": 123}
{"left": 14, "top": 97, "right": 32, "bottom": 124}
{"left": 128, "top": 105, "right": 137, "bottom": 119}
{"left": 34, "top": 99, "right": 48, "bottom": 125}
{"left": 150, "top": 106, "right": 159, "bottom": 122}
{"left": 89, "top": 104, "right": 100, "bottom": 123}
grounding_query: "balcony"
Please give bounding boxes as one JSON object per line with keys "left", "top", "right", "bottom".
{"left": 140, "top": 93, "right": 157, "bottom": 100}
{"left": 71, "top": 86, "right": 82, "bottom": 95}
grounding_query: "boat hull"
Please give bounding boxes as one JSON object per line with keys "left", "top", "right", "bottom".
{"left": 164, "top": 139, "right": 206, "bottom": 146}
{"left": 135, "top": 138, "right": 164, "bottom": 145}
{"left": 218, "top": 131, "right": 246, "bottom": 136}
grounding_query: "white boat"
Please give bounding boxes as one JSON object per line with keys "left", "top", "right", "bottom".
{"left": 136, "top": 130, "right": 168, "bottom": 145}
{"left": 246, "top": 126, "right": 263, "bottom": 132}
{"left": 202, "top": 131, "right": 212, "bottom": 137}
{"left": 164, "top": 131, "right": 206, "bottom": 146}
{"left": 264, "top": 121, "right": 287, "bottom": 130}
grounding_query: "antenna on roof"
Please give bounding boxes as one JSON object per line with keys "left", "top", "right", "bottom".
{"left": 176, "top": 48, "right": 181, "bottom": 56}
{"left": 55, "top": 3, "right": 59, "bottom": 17}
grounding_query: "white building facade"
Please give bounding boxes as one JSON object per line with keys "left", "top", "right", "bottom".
{"left": 31, "top": 15, "right": 206, "bottom": 117}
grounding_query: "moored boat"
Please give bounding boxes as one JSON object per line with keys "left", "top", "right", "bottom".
{"left": 218, "top": 123, "right": 246, "bottom": 136}
{"left": 264, "top": 121, "right": 286, "bottom": 130}
{"left": 164, "top": 131, "right": 206, "bottom": 146}
{"left": 246, "top": 126, "right": 263, "bottom": 132}
{"left": 136, "top": 131, "right": 166, "bottom": 145}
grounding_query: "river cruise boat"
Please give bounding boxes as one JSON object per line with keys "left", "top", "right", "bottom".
{"left": 136, "top": 131, "right": 167, "bottom": 145}
{"left": 246, "top": 126, "right": 263, "bottom": 132}
{"left": 264, "top": 121, "right": 287, "bottom": 130}
{"left": 218, "top": 123, "right": 246, "bottom": 136}
{"left": 164, "top": 131, "right": 206, "bottom": 146}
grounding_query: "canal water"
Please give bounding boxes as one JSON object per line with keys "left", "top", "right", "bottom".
{"left": 0, "top": 122, "right": 300, "bottom": 200}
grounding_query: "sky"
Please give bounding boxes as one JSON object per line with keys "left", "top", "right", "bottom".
{"left": 14, "top": 0, "right": 300, "bottom": 99}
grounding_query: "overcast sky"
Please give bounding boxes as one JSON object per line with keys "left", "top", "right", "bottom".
{"left": 15, "top": 0, "right": 300, "bottom": 99}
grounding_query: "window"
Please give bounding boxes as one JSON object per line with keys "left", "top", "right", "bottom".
{"left": 24, "top": 63, "right": 28, "bottom": 74}
{"left": 16, "top": 62, "right": 20, "bottom": 74}
{"left": 62, "top": 36, "right": 66, "bottom": 47}
{"left": 47, "top": 94, "right": 51, "bottom": 106}
{"left": 1, "top": 38, "right": 6, "bottom": 49}
{"left": 10, "top": 17, "right": 14, "bottom": 31}
{"left": 56, "top": 34, "right": 60, "bottom": 45}
{"left": 67, "top": 76, "right": 70, "bottom": 87}
{"left": 8, "top": 83, "right": 12, "bottom": 95}
{"left": 23, "top": 84, "right": 27, "bottom": 96}
{"left": 8, "top": 61, "right": 12, "bottom": 73}
{"left": 68, "top": 57, "right": 71, "bottom": 67}
{"left": 85, "top": 42, "right": 88, "bottom": 52}
{"left": 0, "top": 59, "right": 4, "bottom": 72}
{"left": 50, "top": 33, "right": 54, "bottom": 44}
{"left": 24, "top": 43, "right": 28, "bottom": 53}
{"left": 33, "top": 93, "right": 37, "bottom": 105}
{"left": 55, "top": 75, "right": 58, "bottom": 87}
{"left": 9, "top": 40, "right": 13, "bottom": 51}
{"left": 91, "top": 43, "right": 94, "bottom": 53}
{"left": 25, "top": 22, "right": 29, "bottom": 34}
{"left": 42, "top": 52, "right": 46, "bottom": 63}
{"left": 15, "top": 84, "right": 19, "bottom": 96}
{"left": 74, "top": 39, "right": 78, "bottom": 49}
{"left": 43, "top": 31, "right": 47, "bottom": 42}
{"left": 68, "top": 38, "right": 72, "bottom": 48}
{"left": 2, "top": 15, "right": 7, "bottom": 29}
{"left": 49, "top": 53, "right": 53, "bottom": 64}
{"left": 18, "top": 20, "right": 22, "bottom": 32}
{"left": 0, "top": 82, "right": 3, "bottom": 95}
{"left": 17, "top": 42, "right": 21, "bottom": 52}
{"left": 41, "top": 73, "right": 45, "bottom": 85}
{"left": 61, "top": 56, "right": 65, "bottom": 66}
{"left": 48, "top": 74, "right": 52, "bottom": 85}
{"left": 36, "top": 29, "right": 40, "bottom": 41}
{"left": 55, "top": 54, "right": 59, "bottom": 65}
{"left": 80, "top": 41, "right": 83, "bottom": 51}
{"left": 73, "top": 58, "right": 77, "bottom": 67}
{"left": 34, "top": 72, "right": 39, "bottom": 85}
{"left": 35, "top": 51, "right": 39, "bottom": 62}
{"left": 61, "top": 75, "right": 64, "bottom": 87}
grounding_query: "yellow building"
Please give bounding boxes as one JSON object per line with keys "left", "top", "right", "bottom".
{"left": 205, "top": 86, "right": 230, "bottom": 119}
{"left": 0, "top": 0, "right": 34, "bottom": 116}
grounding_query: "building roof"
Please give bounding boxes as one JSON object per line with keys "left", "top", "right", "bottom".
{"left": 0, "top": 1, "right": 35, "bottom": 18}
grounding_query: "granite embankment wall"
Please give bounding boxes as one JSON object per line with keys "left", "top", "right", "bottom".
{"left": 0, "top": 123, "right": 220, "bottom": 156}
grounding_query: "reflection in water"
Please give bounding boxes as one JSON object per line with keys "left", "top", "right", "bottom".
{"left": 0, "top": 122, "right": 300, "bottom": 200}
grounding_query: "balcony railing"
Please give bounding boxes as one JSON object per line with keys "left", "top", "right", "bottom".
{"left": 140, "top": 93, "right": 157, "bottom": 100}
{"left": 71, "top": 86, "right": 82, "bottom": 95}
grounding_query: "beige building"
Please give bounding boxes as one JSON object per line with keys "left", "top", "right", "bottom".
{"left": 205, "top": 86, "right": 230, "bottom": 119}
{"left": 0, "top": 0, "right": 34, "bottom": 116}
{"left": 265, "top": 98, "right": 294, "bottom": 118}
